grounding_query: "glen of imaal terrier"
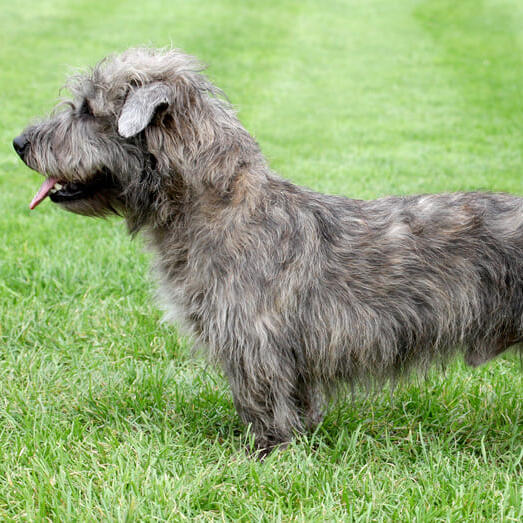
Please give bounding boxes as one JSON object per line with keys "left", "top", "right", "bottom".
{"left": 14, "top": 48, "right": 522, "bottom": 455}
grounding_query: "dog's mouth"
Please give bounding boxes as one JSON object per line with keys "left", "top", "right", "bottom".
{"left": 29, "top": 172, "right": 113, "bottom": 210}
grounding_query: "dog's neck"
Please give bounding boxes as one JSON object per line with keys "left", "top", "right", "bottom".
{"left": 127, "top": 91, "right": 274, "bottom": 235}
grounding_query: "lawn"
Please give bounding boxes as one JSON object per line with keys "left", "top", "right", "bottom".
{"left": 1, "top": 0, "right": 522, "bottom": 520}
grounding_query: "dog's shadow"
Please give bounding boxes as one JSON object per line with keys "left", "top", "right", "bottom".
{"left": 310, "top": 360, "right": 520, "bottom": 462}
{"left": 75, "top": 355, "right": 520, "bottom": 460}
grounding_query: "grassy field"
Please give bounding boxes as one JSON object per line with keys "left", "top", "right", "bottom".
{"left": 1, "top": 0, "right": 522, "bottom": 520}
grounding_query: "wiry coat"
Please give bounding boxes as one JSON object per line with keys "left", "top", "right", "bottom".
{"left": 16, "top": 48, "right": 523, "bottom": 453}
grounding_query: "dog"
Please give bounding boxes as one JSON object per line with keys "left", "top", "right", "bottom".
{"left": 14, "top": 48, "right": 522, "bottom": 455}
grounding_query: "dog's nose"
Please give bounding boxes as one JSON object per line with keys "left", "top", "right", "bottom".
{"left": 13, "top": 134, "right": 29, "bottom": 158}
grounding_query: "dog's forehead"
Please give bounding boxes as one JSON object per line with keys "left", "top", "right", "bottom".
{"left": 66, "top": 48, "right": 205, "bottom": 107}
{"left": 66, "top": 74, "right": 125, "bottom": 115}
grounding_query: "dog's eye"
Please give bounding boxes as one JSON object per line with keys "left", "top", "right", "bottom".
{"left": 79, "top": 99, "right": 93, "bottom": 117}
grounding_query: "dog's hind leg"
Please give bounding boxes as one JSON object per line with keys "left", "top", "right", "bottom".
{"left": 465, "top": 335, "right": 522, "bottom": 367}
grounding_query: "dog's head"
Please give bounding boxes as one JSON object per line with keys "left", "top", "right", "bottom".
{"left": 14, "top": 47, "right": 240, "bottom": 229}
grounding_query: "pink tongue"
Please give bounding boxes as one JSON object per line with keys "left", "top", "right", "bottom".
{"left": 29, "top": 177, "right": 59, "bottom": 210}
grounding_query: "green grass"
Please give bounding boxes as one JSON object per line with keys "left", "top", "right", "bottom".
{"left": 1, "top": 0, "right": 522, "bottom": 520}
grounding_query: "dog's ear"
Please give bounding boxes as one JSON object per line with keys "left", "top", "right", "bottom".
{"left": 118, "top": 83, "right": 170, "bottom": 138}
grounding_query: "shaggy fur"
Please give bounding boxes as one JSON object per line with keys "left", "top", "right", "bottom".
{"left": 14, "top": 48, "right": 523, "bottom": 454}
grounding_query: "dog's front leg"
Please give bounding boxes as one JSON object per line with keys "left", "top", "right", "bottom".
{"left": 295, "top": 378, "right": 326, "bottom": 431}
{"left": 224, "top": 351, "right": 304, "bottom": 457}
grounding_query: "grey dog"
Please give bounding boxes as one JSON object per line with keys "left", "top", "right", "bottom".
{"left": 14, "top": 48, "right": 522, "bottom": 455}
